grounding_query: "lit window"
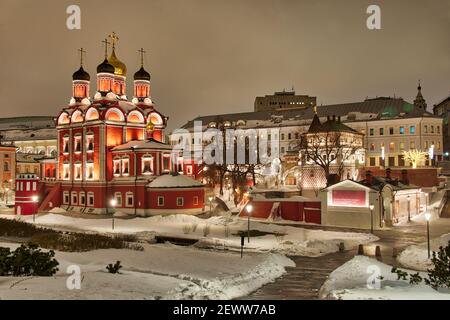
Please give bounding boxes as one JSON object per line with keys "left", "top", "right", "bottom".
{"left": 176, "top": 197, "right": 184, "bottom": 206}
{"left": 114, "top": 192, "right": 122, "bottom": 206}
{"left": 86, "top": 134, "right": 94, "bottom": 152}
{"left": 86, "top": 162, "right": 94, "bottom": 180}
{"left": 186, "top": 165, "right": 193, "bottom": 175}
{"left": 400, "top": 142, "right": 405, "bottom": 151}
{"left": 63, "top": 163, "right": 70, "bottom": 180}
{"left": 74, "top": 163, "right": 82, "bottom": 180}
{"left": 410, "top": 141, "right": 416, "bottom": 149}
{"left": 74, "top": 136, "right": 82, "bottom": 153}
{"left": 399, "top": 127, "right": 405, "bottom": 134}
{"left": 122, "top": 158, "right": 130, "bottom": 176}
{"left": 370, "top": 144, "right": 375, "bottom": 151}
{"left": 113, "top": 159, "right": 121, "bottom": 176}
{"left": 410, "top": 126, "right": 416, "bottom": 134}
{"left": 389, "top": 142, "right": 395, "bottom": 152}
{"left": 63, "top": 136, "right": 69, "bottom": 154}
{"left": 142, "top": 156, "right": 154, "bottom": 175}
{"left": 157, "top": 196, "right": 164, "bottom": 206}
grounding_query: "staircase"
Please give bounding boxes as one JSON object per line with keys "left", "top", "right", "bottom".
{"left": 38, "top": 182, "right": 61, "bottom": 212}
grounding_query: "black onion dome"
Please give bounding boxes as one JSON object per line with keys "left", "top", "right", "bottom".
{"left": 97, "top": 58, "right": 115, "bottom": 74}
{"left": 134, "top": 66, "right": 151, "bottom": 81}
{"left": 72, "top": 66, "right": 90, "bottom": 81}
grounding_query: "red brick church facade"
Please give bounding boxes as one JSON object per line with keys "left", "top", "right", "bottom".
{"left": 30, "top": 34, "right": 204, "bottom": 216}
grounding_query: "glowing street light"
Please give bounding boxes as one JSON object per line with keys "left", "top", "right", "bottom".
{"left": 425, "top": 212, "right": 431, "bottom": 258}
{"left": 110, "top": 198, "right": 117, "bottom": 230}
{"left": 369, "top": 204, "right": 375, "bottom": 234}
{"left": 32, "top": 195, "right": 39, "bottom": 223}
{"left": 246, "top": 203, "right": 253, "bottom": 243}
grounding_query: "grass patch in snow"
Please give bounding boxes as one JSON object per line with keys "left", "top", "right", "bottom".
{"left": 0, "top": 218, "right": 142, "bottom": 252}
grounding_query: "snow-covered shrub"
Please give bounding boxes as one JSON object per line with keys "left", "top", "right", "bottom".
{"left": 392, "top": 240, "right": 450, "bottom": 289}
{"left": 106, "top": 261, "right": 122, "bottom": 274}
{"left": 182, "top": 224, "right": 192, "bottom": 234}
{"left": 0, "top": 243, "right": 59, "bottom": 276}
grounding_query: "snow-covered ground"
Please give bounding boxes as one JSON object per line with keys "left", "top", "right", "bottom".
{"left": 397, "top": 233, "right": 450, "bottom": 271}
{"left": 0, "top": 241, "right": 294, "bottom": 300}
{"left": 320, "top": 256, "right": 450, "bottom": 300}
{"left": 0, "top": 212, "right": 378, "bottom": 257}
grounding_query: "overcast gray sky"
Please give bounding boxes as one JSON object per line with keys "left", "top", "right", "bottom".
{"left": 0, "top": 0, "right": 449, "bottom": 131}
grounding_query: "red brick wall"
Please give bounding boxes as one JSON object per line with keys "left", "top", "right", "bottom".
{"left": 362, "top": 168, "right": 439, "bottom": 187}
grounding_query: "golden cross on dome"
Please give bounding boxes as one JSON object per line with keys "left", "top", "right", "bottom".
{"left": 138, "top": 48, "right": 146, "bottom": 67}
{"left": 78, "top": 48, "right": 86, "bottom": 66}
{"left": 109, "top": 32, "right": 119, "bottom": 49}
{"left": 101, "top": 38, "right": 110, "bottom": 58}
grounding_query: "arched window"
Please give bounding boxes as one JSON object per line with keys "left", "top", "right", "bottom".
{"left": 127, "top": 111, "right": 144, "bottom": 124}
{"left": 71, "top": 110, "right": 84, "bottom": 123}
{"left": 85, "top": 108, "right": 99, "bottom": 121}
{"left": 58, "top": 113, "right": 70, "bottom": 125}
{"left": 148, "top": 112, "right": 163, "bottom": 125}
{"left": 105, "top": 108, "right": 125, "bottom": 122}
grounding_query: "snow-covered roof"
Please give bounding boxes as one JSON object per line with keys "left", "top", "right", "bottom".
{"left": 147, "top": 174, "right": 204, "bottom": 189}
{"left": 112, "top": 139, "right": 173, "bottom": 152}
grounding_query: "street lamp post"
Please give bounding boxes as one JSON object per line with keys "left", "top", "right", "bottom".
{"left": 425, "top": 212, "right": 431, "bottom": 259}
{"left": 246, "top": 203, "right": 253, "bottom": 243}
{"left": 110, "top": 199, "right": 117, "bottom": 230}
{"left": 208, "top": 196, "right": 213, "bottom": 214}
{"left": 407, "top": 195, "right": 411, "bottom": 223}
{"left": 369, "top": 204, "right": 375, "bottom": 234}
{"left": 32, "top": 195, "right": 39, "bottom": 223}
{"left": 5, "top": 187, "right": 9, "bottom": 206}
{"left": 228, "top": 183, "right": 231, "bottom": 202}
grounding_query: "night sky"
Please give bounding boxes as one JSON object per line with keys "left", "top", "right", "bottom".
{"left": 0, "top": 0, "right": 449, "bottom": 131}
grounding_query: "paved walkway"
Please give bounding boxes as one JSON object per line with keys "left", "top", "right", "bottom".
{"left": 242, "top": 219, "right": 450, "bottom": 300}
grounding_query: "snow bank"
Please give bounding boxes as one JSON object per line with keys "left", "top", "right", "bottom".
{"left": 320, "top": 256, "right": 450, "bottom": 300}
{"left": 397, "top": 233, "right": 450, "bottom": 271}
{"left": 0, "top": 242, "right": 293, "bottom": 300}
{"left": 166, "top": 254, "right": 294, "bottom": 299}
{"left": 48, "top": 207, "right": 67, "bottom": 214}
{"left": 0, "top": 213, "right": 378, "bottom": 257}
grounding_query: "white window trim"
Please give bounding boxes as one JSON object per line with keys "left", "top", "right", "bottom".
{"left": 79, "top": 192, "right": 86, "bottom": 206}
{"left": 74, "top": 163, "right": 82, "bottom": 181}
{"left": 71, "top": 192, "right": 78, "bottom": 205}
{"left": 114, "top": 192, "right": 122, "bottom": 207}
{"left": 122, "top": 158, "right": 130, "bottom": 176}
{"left": 63, "top": 191, "right": 70, "bottom": 205}
{"left": 157, "top": 196, "right": 164, "bottom": 207}
{"left": 141, "top": 155, "right": 154, "bottom": 175}
{"left": 125, "top": 192, "right": 134, "bottom": 207}
{"left": 87, "top": 192, "right": 94, "bottom": 207}
{"left": 176, "top": 197, "right": 184, "bottom": 207}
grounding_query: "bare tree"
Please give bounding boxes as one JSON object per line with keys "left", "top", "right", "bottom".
{"left": 299, "top": 130, "right": 363, "bottom": 185}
